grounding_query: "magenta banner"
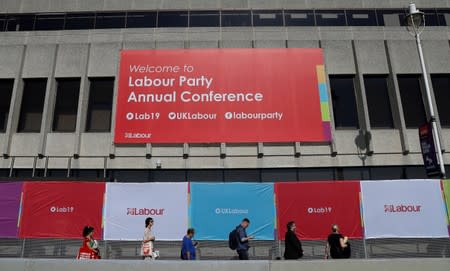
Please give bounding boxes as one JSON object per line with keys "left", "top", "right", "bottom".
{"left": 0, "top": 182, "right": 23, "bottom": 238}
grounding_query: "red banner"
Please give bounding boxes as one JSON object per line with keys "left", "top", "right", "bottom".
{"left": 19, "top": 182, "right": 105, "bottom": 239}
{"left": 275, "top": 181, "right": 363, "bottom": 240}
{"left": 114, "top": 48, "right": 331, "bottom": 143}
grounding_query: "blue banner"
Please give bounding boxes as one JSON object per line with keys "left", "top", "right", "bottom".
{"left": 189, "top": 182, "right": 275, "bottom": 240}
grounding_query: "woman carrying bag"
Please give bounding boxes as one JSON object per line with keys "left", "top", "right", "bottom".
{"left": 141, "top": 217, "right": 159, "bottom": 260}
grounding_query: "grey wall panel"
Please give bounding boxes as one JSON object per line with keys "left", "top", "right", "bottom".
{"left": 188, "top": 28, "right": 221, "bottom": 42}
{"left": 0, "top": 135, "right": 6, "bottom": 157}
{"left": 20, "top": 0, "right": 50, "bottom": 12}
{"left": 222, "top": 28, "right": 253, "bottom": 41}
{"left": 123, "top": 42, "right": 156, "bottom": 50}
{"left": 47, "top": 0, "right": 77, "bottom": 12}
{"left": 227, "top": 145, "right": 258, "bottom": 156}
{"left": 71, "top": 157, "right": 104, "bottom": 168}
{"left": 248, "top": 0, "right": 281, "bottom": 9}
{"left": 189, "top": 0, "right": 220, "bottom": 9}
{"left": 115, "top": 146, "right": 146, "bottom": 156}
{"left": 132, "top": 0, "right": 162, "bottom": 9}
{"left": 370, "top": 130, "right": 403, "bottom": 154}
{"left": 254, "top": 28, "right": 287, "bottom": 41}
{"left": 385, "top": 40, "right": 421, "bottom": 74}
{"left": 186, "top": 157, "right": 222, "bottom": 168}
{"left": 160, "top": 0, "right": 189, "bottom": 9}
{"left": 286, "top": 40, "right": 319, "bottom": 48}
{"left": 0, "top": 46, "right": 24, "bottom": 78}
{"left": 22, "top": 45, "right": 56, "bottom": 78}
{"left": 220, "top": 40, "right": 252, "bottom": 48}
{"left": 263, "top": 145, "right": 294, "bottom": 156}
{"left": 320, "top": 28, "right": 354, "bottom": 41}
{"left": 354, "top": 40, "right": 389, "bottom": 74}
{"left": 10, "top": 134, "right": 40, "bottom": 156}
{"left": 47, "top": 157, "right": 70, "bottom": 169}
{"left": 300, "top": 144, "right": 331, "bottom": 155}
{"left": 422, "top": 40, "right": 450, "bottom": 73}
{"left": 103, "top": 0, "right": 133, "bottom": 10}
{"left": 322, "top": 40, "right": 356, "bottom": 74}
{"left": 443, "top": 130, "right": 450, "bottom": 151}
{"left": 352, "top": 29, "right": 385, "bottom": 41}
{"left": 79, "top": 133, "right": 111, "bottom": 156}
{"left": 156, "top": 41, "right": 186, "bottom": 48}
{"left": 45, "top": 134, "right": 76, "bottom": 156}
{"left": 12, "top": 157, "right": 34, "bottom": 168}
{"left": 123, "top": 31, "right": 156, "bottom": 44}
{"left": 76, "top": 0, "right": 104, "bottom": 11}
{"left": 108, "top": 157, "right": 149, "bottom": 169}
{"left": 405, "top": 129, "right": 422, "bottom": 153}
{"left": 188, "top": 41, "right": 219, "bottom": 48}
{"left": 189, "top": 145, "right": 220, "bottom": 156}
{"left": 152, "top": 145, "right": 184, "bottom": 156}
{"left": 287, "top": 28, "right": 320, "bottom": 41}
{"left": 334, "top": 130, "right": 360, "bottom": 155}
{"left": 253, "top": 40, "right": 285, "bottom": 48}
{"left": 1, "top": 0, "right": 21, "bottom": 12}
{"left": 87, "top": 43, "right": 121, "bottom": 77}
{"left": 54, "top": 44, "right": 89, "bottom": 78}
{"left": 221, "top": 0, "right": 249, "bottom": 9}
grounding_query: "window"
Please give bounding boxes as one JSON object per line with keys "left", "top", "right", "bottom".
{"left": 157, "top": 11, "right": 188, "bottom": 28}
{"left": 315, "top": 10, "right": 346, "bottom": 26}
{"left": 65, "top": 13, "right": 95, "bottom": 30}
{"left": 17, "top": 79, "right": 47, "bottom": 133}
{"left": 34, "top": 14, "right": 65, "bottom": 31}
{"left": 252, "top": 10, "right": 283, "bottom": 26}
{"left": 0, "top": 15, "right": 6, "bottom": 31}
{"left": 261, "top": 168, "right": 297, "bottom": 182}
{"left": 397, "top": 75, "right": 426, "bottom": 128}
{"left": 151, "top": 170, "right": 186, "bottom": 182}
{"left": 189, "top": 11, "right": 220, "bottom": 27}
{"left": 126, "top": 12, "right": 157, "bottom": 28}
{"left": 53, "top": 78, "right": 80, "bottom": 132}
{"left": 421, "top": 9, "right": 439, "bottom": 26}
{"left": 221, "top": 11, "right": 251, "bottom": 27}
{"left": 376, "top": 9, "right": 405, "bottom": 26}
{"left": 0, "top": 79, "right": 14, "bottom": 132}
{"left": 329, "top": 75, "right": 359, "bottom": 129}
{"left": 284, "top": 10, "right": 315, "bottom": 26}
{"left": 85, "top": 78, "right": 114, "bottom": 132}
{"left": 298, "top": 168, "right": 335, "bottom": 181}
{"left": 187, "top": 169, "right": 224, "bottom": 182}
{"left": 6, "top": 14, "right": 35, "bottom": 31}
{"left": 346, "top": 10, "right": 377, "bottom": 26}
{"left": 224, "top": 169, "right": 260, "bottom": 182}
{"left": 364, "top": 75, "right": 394, "bottom": 128}
{"left": 95, "top": 13, "right": 126, "bottom": 29}
{"left": 437, "top": 9, "right": 450, "bottom": 26}
{"left": 431, "top": 74, "right": 450, "bottom": 127}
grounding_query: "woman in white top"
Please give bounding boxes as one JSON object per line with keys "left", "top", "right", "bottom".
{"left": 141, "top": 217, "right": 156, "bottom": 260}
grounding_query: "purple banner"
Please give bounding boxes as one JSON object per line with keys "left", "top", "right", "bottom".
{"left": 0, "top": 182, "right": 23, "bottom": 238}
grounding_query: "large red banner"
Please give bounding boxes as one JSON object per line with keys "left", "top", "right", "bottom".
{"left": 275, "top": 181, "right": 363, "bottom": 240}
{"left": 19, "top": 182, "right": 105, "bottom": 239}
{"left": 114, "top": 48, "right": 330, "bottom": 143}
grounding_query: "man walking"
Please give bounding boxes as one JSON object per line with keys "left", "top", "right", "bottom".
{"left": 236, "top": 218, "right": 253, "bottom": 260}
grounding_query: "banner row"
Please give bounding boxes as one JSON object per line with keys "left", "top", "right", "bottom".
{"left": 0, "top": 180, "right": 449, "bottom": 240}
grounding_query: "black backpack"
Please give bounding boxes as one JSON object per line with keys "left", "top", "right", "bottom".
{"left": 228, "top": 228, "right": 240, "bottom": 250}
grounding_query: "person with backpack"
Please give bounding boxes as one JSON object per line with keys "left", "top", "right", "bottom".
{"left": 229, "top": 218, "right": 253, "bottom": 260}
{"left": 325, "top": 224, "right": 351, "bottom": 259}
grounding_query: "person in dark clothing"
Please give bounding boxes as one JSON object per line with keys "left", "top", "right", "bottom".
{"left": 325, "top": 224, "right": 350, "bottom": 259}
{"left": 236, "top": 218, "right": 253, "bottom": 260}
{"left": 284, "top": 221, "right": 303, "bottom": 259}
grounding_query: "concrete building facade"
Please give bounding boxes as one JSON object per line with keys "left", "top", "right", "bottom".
{"left": 0, "top": 0, "right": 450, "bottom": 181}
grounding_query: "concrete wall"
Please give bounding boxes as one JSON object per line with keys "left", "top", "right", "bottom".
{"left": 1, "top": 0, "right": 450, "bottom": 12}
{"left": 0, "top": 1, "right": 449, "bottom": 171}
{"left": 0, "top": 258, "right": 450, "bottom": 271}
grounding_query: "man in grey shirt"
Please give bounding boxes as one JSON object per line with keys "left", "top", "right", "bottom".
{"left": 236, "top": 218, "right": 253, "bottom": 260}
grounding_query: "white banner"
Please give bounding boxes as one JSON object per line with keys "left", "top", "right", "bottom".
{"left": 104, "top": 183, "right": 188, "bottom": 240}
{"left": 361, "top": 179, "right": 449, "bottom": 239}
